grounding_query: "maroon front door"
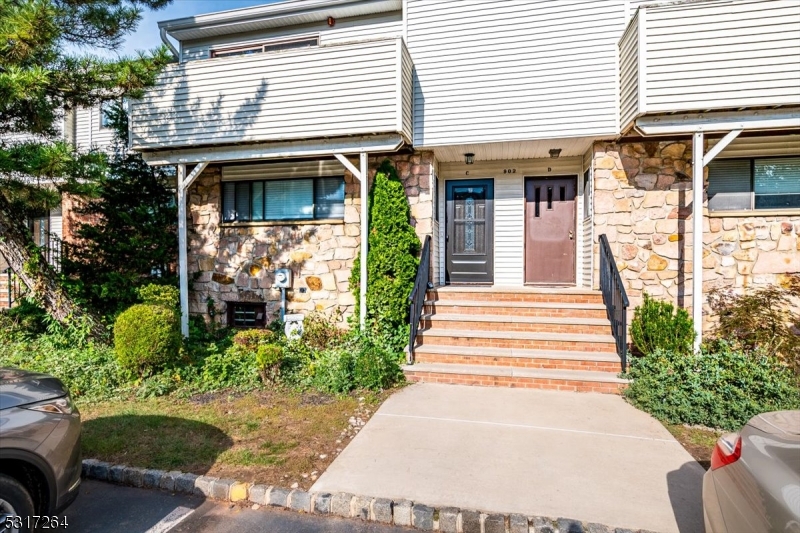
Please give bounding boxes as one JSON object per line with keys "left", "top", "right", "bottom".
{"left": 525, "top": 176, "right": 576, "bottom": 285}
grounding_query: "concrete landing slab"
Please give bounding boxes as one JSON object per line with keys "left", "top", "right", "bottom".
{"left": 312, "top": 383, "right": 705, "bottom": 533}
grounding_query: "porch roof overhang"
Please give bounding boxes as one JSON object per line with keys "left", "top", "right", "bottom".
{"left": 170, "top": 135, "right": 388, "bottom": 338}
{"left": 632, "top": 106, "right": 800, "bottom": 353}
{"left": 633, "top": 108, "right": 800, "bottom": 136}
{"left": 140, "top": 134, "right": 405, "bottom": 166}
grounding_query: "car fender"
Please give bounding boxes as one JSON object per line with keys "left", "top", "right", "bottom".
{"left": 0, "top": 448, "right": 59, "bottom": 514}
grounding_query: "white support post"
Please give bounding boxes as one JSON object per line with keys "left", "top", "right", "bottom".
{"left": 692, "top": 131, "right": 704, "bottom": 353}
{"left": 359, "top": 151, "right": 368, "bottom": 331}
{"left": 177, "top": 164, "right": 189, "bottom": 338}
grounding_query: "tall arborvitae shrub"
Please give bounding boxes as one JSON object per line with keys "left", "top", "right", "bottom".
{"left": 350, "top": 160, "right": 420, "bottom": 348}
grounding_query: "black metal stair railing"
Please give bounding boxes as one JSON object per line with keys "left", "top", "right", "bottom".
{"left": 43, "top": 232, "right": 64, "bottom": 272}
{"left": 599, "top": 233, "right": 630, "bottom": 372}
{"left": 407, "top": 235, "right": 432, "bottom": 364}
{"left": 2, "top": 268, "right": 25, "bottom": 309}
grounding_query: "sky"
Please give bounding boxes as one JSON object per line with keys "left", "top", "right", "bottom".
{"left": 104, "top": 0, "right": 281, "bottom": 57}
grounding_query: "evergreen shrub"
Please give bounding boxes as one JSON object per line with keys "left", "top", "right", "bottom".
{"left": 351, "top": 160, "right": 420, "bottom": 349}
{"left": 630, "top": 293, "right": 694, "bottom": 355}
{"left": 624, "top": 343, "right": 800, "bottom": 430}
{"left": 114, "top": 304, "right": 181, "bottom": 375}
{"left": 137, "top": 284, "right": 180, "bottom": 310}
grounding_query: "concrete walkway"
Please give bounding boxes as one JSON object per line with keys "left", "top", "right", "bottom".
{"left": 312, "top": 384, "right": 705, "bottom": 533}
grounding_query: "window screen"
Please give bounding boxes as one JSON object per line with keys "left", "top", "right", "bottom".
{"left": 754, "top": 157, "right": 800, "bottom": 209}
{"left": 708, "top": 159, "right": 752, "bottom": 211}
{"left": 223, "top": 182, "right": 236, "bottom": 221}
{"left": 235, "top": 182, "right": 251, "bottom": 221}
{"left": 265, "top": 179, "right": 314, "bottom": 220}
{"left": 222, "top": 177, "right": 344, "bottom": 223}
{"left": 314, "top": 177, "right": 345, "bottom": 219}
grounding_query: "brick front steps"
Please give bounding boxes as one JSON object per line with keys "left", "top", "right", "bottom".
{"left": 403, "top": 363, "right": 629, "bottom": 394}
{"left": 418, "top": 329, "right": 618, "bottom": 353}
{"left": 420, "top": 313, "right": 612, "bottom": 335}
{"left": 414, "top": 345, "right": 623, "bottom": 373}
{"left": 405, "top": 286, "right": 626, "bottom": 393}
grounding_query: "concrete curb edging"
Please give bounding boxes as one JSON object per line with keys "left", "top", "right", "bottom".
{"left": 81, "top": 459, "right": 660, "bottom": 533}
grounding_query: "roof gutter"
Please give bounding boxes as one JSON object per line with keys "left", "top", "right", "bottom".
{"left": 160, "top": 27, "right": 180, "bottom": 60}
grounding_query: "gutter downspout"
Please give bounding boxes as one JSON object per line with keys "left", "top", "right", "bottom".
{"left": 160, "top": 28, "right": 180, "bottom": 60}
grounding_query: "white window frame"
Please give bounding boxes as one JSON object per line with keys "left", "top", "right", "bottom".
{"left": 708, "top": 155, "right": 800, "bottom": 214}
{"left": 210, "top": 34, "right": 320, "bottom": 59}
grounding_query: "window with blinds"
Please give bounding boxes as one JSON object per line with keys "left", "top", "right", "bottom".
{"left": 708, "top": 157, "right": 800, "bottom": 212}
{"left": 222, "top": 177, "right": 345, "bottom": 223}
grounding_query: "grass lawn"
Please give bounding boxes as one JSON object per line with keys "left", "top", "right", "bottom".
{"left": 665, "top": 423, "right": 722, "bottom": 470}
{"left": 78, "top": 388, "right": 393, "bottom": 491}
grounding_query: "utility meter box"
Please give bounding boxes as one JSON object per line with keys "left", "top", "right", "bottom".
{"left": 274, "top": 268, "right": 293, "bottom": 289}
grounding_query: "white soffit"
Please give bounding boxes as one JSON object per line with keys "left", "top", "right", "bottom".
{"left": 432, "top": 137, "right": 600, "bottom": 163}
{"left": 708, "top": 134, "right": 800, "bottom": 159}
{"left": 222, "top": 159, "right": 343, "bottom": 180}
{"left": 161, "top": 0, "right": 401, "bottom": 41}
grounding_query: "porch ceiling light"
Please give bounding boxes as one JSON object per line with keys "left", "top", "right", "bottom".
{"left": 549, "top": 148, "right": 562, "bottom": 158}
{"left": 464, "top": 153, "right": 475, "bottom": 165}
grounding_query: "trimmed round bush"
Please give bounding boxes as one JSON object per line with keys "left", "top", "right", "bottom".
{"left": 630, "top": 292, "right": 694, "bottom": 355}
{"left": 114, "top": 304, "right": 181, "bottom": 375}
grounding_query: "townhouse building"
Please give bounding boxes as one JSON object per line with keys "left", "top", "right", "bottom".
{"left": 128, "top": 0, "right": 800, "bottom": 390}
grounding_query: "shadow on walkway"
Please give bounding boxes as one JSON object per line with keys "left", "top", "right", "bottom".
{"left": 667, "top": 461, "right": 706, "bottom": 533}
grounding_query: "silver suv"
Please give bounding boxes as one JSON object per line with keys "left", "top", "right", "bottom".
{"left": 0, "top": 368, "right": 82, "bottom": 532}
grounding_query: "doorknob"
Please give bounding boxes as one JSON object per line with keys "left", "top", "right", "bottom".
{"left": 569, "top": 230, "right": 574, "bottom": 240}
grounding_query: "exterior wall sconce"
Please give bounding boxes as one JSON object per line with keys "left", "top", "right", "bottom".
{"left": 464, "top": 153, "right": 475, "bottom": 165}
{"left": 549, "top": 148, "right": 562, "bottom": 158}
{"left": 327, "top": 16, "right": 336, "bottom": 27}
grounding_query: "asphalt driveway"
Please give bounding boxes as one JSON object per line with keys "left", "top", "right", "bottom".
{"left": 65, "top": 480, "right": 412, "bottom": 533}
{"left": 312, "top": 383, "right": 705, "bottom": 533}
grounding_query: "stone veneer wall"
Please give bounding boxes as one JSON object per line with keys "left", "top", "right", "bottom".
{"left": 187, "top": 152, "right": 434, "bottom": 325}
{"left": 593, "top": 140, "right": 800, "bottom": 331}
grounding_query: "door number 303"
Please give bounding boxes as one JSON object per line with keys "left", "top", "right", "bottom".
{"left": 503, "top": 168, "right": 516, "bottom": 174}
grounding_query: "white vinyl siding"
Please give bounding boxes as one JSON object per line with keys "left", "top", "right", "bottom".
{"left": 707, "top": 134, "right": 800, "bottom": 160}
{"left": 181, "top": 11, "right": 403, "bottom": 61}
{"left": 580, "top": 148, "right": 594, "bottom": 289}
{"left": 406, "top": 0, "right": 624, "bottom": 147}
{"left": 620, "top": 0, "right": 800, "bottom": 129}
{"left": 493, "top": 175, "right": 525, "bottom": 286}
{"left": 74, "top": 107, "right": 115, "bottom": 151}
{"left": 439, "top": 157, "right": 583, "bottom": 287}
{"left": 49, "top": 206, "right": 63, "bottom": 240}
{"left": 130, "top": 38, "right": 412, "bottom": 150}
{"left": 618, "top": 10, "right": 640, "bottom": 132}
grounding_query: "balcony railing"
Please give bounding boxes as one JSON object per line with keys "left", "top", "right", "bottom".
{"left": 130, "top": 37, "right": 414, "bottom": 151}
{"left": 619, "top": 0, "right": 800, "bottom": 132}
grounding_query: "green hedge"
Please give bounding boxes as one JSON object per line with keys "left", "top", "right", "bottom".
{"left": 114, "top": 303, "right": 181, "bottom": 375}
{"left": 624, "top": 343, "right": 800, "bottom": 430}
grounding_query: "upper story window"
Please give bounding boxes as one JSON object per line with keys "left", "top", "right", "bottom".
{"left": 222, "top": 176, "right": 345, "bottom": 223}
{"left": 99, "top": 101, "right": 113, "bottom": 129}
{"left": 210, "top": 36, "right": 319, "bottom": 59}
{"left": 708, "top": 156, "right": 800, "bottom": 212}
